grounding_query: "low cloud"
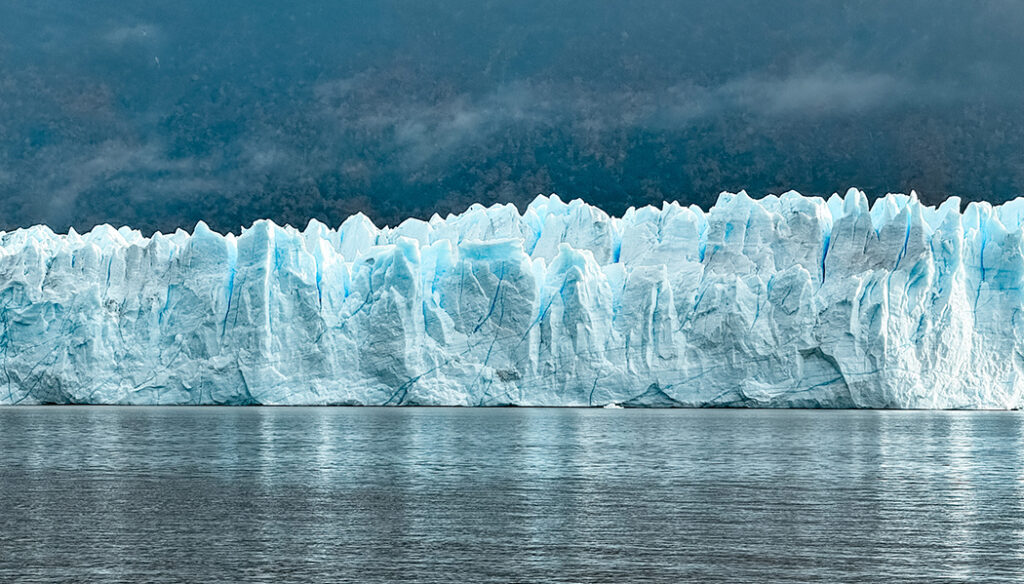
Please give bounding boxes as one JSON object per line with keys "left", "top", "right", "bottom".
{"left": 29, "top": 139, "right": 223, "bottom": 225}
{"left": 651, "top": 68, "right": 922, "bottom": 128}
{"left": 312, "top": 67, "right": 924, "bottom": 170}
{"left": 103, "top": 24, "right": 159, "bottom": 46}
{"left": 719, "top": 69, "right": 908, "bottom": 115}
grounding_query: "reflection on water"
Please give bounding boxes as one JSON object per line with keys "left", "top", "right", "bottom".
{"left": 1, "top": 408, "right": 1023, "bottom": 583}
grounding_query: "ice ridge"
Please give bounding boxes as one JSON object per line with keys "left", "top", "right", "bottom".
{"left": 1, "top": 189, "right": 1022, "bottom": 408}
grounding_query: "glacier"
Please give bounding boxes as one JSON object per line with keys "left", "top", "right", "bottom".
{"left": 1, "top": 189, "right": 1023, "bottom": 408}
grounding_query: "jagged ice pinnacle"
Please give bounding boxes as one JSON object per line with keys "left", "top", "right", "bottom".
{"left": 1, "top": 189, "right": 1022, "bottom": 407}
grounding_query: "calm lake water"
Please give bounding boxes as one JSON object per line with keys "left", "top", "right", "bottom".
{"left": 1, "top": 407, "right": 1023, "bottom": 583}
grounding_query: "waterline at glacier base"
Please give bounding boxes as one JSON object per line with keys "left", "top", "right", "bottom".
{"left": 1, "top": 189, "right": 1021, "bottom": 408}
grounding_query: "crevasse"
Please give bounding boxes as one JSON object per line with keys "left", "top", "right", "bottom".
{"left": 2, "top": 189, "right": 1023, "bottom": 408}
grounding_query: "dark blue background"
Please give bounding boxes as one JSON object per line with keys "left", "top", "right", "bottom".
{"left": 2, "top": 1, "right": 1023, "bottom": 233}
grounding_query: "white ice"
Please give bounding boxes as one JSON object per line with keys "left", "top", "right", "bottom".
{"left": 1, "top": 189, "right": 1022, "bottom": 408}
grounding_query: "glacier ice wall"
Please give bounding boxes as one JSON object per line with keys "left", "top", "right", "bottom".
{"left": 2, "top": 189, "right": 1023, "bottom": 407}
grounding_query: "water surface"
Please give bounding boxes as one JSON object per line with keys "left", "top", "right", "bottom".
{"left": 1, "top": 407, "right": 1022, "bottom": 583}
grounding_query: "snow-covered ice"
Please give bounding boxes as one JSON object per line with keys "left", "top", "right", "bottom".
{"left": 1, "top": 190, "right": 1022, "bottom": 407}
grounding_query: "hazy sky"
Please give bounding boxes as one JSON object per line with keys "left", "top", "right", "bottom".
{"left": 2, "top": 0, "right": 1024, "bottom": 232}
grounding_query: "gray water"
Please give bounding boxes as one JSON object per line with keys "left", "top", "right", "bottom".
{"left": 1, "top": 408, "right": 1023, "bottom": 583}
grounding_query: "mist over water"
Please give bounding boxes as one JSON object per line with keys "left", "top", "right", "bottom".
{"left": 3, "top": 1, "right": 1024, "bottom": 233}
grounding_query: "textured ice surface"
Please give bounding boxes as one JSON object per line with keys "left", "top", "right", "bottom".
{"left": 1, "top": 190, "right": 1023, "bottom": 407}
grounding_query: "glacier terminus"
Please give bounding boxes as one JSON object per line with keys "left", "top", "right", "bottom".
{"left": 2, "top": 189, "right": 1023, "bottom": 408}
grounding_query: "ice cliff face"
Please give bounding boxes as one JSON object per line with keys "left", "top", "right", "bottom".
{"left": 1, "top": 190, "right": 1023, "bottom": 407}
